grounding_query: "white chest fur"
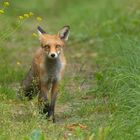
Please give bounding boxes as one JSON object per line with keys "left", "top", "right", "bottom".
{"left": 40, "top": 57, "right": 65, "bottom": 83}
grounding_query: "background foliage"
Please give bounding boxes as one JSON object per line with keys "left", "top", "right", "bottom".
{"left": 0, "top": 0, "right": 140, "bottom": 139}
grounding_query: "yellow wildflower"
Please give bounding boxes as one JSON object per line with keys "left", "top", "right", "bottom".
{"left": 4, "top": 2, "right": 10, "bottom": 7}
{"left": 24, "top": 14, "right": 29, "bottom": 18}
{"left": 0, "top": 10, "right": 4, "bottom": 14}
{"left": 29, "top": 12, "right": 34, "bottom": 16}
{"left": 16, "top": 61, "right": 21, "bottom": 65}
{"left": 18, "top": 16, "right": 24, "bottom": 20}
{"left": 36, "top": 17, "right": 42, "bottom": 21}
{"left": 32, "top": 33, "right": 37, "bottom": 37}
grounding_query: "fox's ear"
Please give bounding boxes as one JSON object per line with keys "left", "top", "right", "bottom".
{"left": 58, "top": 25, "right": 70, "bottom": 41}
{"left": 37, "top": 26, "right": 46, "bottom": 35}
{"left": 37, "top": 26, "right": 46, "bottom": 40}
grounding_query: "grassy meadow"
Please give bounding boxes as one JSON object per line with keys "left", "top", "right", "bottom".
{"left": 0, "top": 0, "right": 140, "bottom": 139}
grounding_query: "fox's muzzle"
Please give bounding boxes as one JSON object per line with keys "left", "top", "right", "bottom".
{"left": 48, "top": 52, "right": 58, "bottom": 59}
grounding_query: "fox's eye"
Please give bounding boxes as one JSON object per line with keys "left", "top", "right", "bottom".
{"left": 43, "top": 45, "right": 50, "bottom": 49}
{"left": 56, "top": 45, "right": 61, "bottom": 48}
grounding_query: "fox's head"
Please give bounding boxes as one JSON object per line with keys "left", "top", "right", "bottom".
{"left": 37, "top": 25, "right": 70, "bottom": 59}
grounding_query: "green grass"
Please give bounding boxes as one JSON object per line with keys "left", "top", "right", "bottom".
{"left": 0, "top": 0, "right": 140, "bottom": 139}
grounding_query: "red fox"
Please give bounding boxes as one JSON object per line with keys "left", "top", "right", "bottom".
{"left": 19, "top": 25, "right": 70, "bottom": 122}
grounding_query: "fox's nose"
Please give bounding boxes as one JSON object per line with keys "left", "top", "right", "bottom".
{"left": 48, "top": 52, "right": 58, "bottom": 59}
{"left": 51, "top": 53, "right": 55, "bottom": 58}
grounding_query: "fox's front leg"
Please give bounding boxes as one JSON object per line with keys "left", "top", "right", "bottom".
{"left": 49, "top": 81, "right": 59, "bottom": 123}
{"left": 38, "top": 84, "right": 49, "bottom": 116}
